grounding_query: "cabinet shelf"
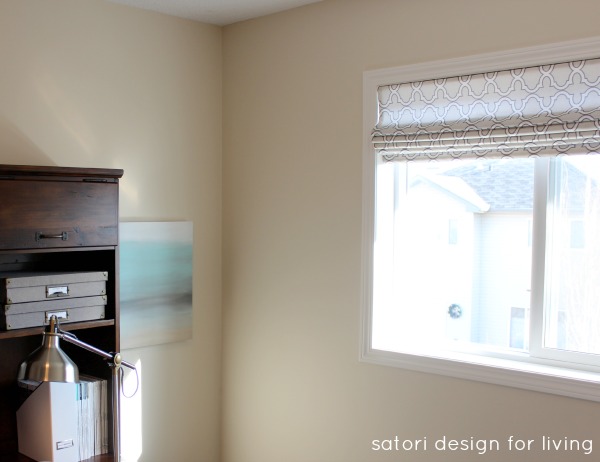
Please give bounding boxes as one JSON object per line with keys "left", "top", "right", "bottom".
{"left": 0, "top": 164, "right": 123, "bottom": 462}
{"left": 0, "top": 319, "right": 116, "bottom": 340}
{"left": 5, "top": 452, "right": 115, "bottom": 462}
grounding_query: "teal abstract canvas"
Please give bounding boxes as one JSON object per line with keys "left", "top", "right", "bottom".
{"left": 120, "top": 222, "right": 193, "bottom": 349}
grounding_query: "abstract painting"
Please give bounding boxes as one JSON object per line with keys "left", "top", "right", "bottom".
{"left": 119, "top": 221, "right": 193, "bottom": 350}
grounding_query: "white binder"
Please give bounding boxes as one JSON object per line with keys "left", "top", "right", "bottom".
{"left": 16, "top": 381, "right": 79, "bottom": 462}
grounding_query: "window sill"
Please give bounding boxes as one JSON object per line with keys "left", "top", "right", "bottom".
{"left": 360, "top": 346, "right": 600, "bottom": 402}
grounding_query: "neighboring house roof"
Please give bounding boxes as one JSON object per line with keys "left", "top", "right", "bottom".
{"left": 441, "top": 158, "right": 597, "bottom": 212}
{"left": 444, "top": 159, "right": 534, "bottom": 212}
{"left": 417, "top": 173, "right": 490, "bottom": 213}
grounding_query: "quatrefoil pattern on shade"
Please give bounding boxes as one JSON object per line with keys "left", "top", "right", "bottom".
{"left": 372, "top": 59, "right": 600, "bottom": 160}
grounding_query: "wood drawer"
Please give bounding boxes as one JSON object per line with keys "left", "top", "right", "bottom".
{"left": 0, "top": 178, "right": 118, "bottom": 249}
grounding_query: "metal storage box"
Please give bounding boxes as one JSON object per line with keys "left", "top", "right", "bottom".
{"left": 0, "top": 271, "right": 108, "bottom": 330}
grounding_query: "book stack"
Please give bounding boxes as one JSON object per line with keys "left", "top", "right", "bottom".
{"left": 77, "top": 375, "right": 109, "bottom": 460}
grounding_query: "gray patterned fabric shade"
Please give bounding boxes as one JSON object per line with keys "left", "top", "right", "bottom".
{"left": 372, "top": 58, "right": 600, "bottom": 160}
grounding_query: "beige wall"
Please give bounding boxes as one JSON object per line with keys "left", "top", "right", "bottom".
{"left": 4, "top": 0, "right": 600, "bottom": 461}
{"left": 0, "top": 1, "right": 221, "bottom": 461}
{"left": 222, "top": 1, "right": 600, "bottom": 462}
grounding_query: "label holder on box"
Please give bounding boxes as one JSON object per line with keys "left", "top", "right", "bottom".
{"left": 47, "top": 285, "right": 69, "bottom": 298}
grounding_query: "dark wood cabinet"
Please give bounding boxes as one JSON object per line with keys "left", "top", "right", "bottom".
{"left": 0, "top": 165, "right": 123, "bottom": 462}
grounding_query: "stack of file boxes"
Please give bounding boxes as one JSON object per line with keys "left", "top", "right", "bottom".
{"left": 1, "top": 271, "right": 108, "bottom": 330}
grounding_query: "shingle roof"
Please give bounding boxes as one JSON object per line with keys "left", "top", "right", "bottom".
{"left": 443, "top": 158, "right": 595, "bottom": 212}
{"left": 444, "top": 159, "right": 534, "bottom": 212}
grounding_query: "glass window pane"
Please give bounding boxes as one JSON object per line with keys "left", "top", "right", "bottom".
{"left": 545, "top": 155, "right": 600, "bottom": 355}
{"left": 372, "top": 158, "right": 534, "bottom": 353}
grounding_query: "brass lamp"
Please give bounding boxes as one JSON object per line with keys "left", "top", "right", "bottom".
{"left": 18, "top": 316, "right": 136, "bottom": 462}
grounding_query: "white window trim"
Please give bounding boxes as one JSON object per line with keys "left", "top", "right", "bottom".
{"left": 361, "top": 36, "right": 600, "bottom": 402}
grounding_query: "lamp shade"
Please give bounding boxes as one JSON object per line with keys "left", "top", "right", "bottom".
{"left": 17, "top": 319, "right": 79, "bottom": 383}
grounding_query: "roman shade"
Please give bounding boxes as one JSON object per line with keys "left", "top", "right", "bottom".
{"left": 372, "top": 58, "right": 600, "bottom": 160}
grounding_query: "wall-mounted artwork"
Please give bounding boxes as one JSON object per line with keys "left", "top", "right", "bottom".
{"left": 120, "top": 221, "right": 193, "bottom": 350}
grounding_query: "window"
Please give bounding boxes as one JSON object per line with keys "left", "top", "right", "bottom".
{"left": 510, "top": 307, "right": 527, "bottom": 350}
{"left": 361, "top": 38, "right": 600, "bottom": 401}
{"left": 373, "top": 155, "right": 600, "bottom": 360}
{"left": 570, "top": 220, "right": 585, "bottom": 248}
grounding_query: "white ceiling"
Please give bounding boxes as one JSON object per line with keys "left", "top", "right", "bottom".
{"left": 106, "top": 0, "right": 323, "bottom": 25}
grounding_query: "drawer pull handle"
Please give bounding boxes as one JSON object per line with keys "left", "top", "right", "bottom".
{"left": 36, "top": 231, "right": 69, "bottom": 241}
